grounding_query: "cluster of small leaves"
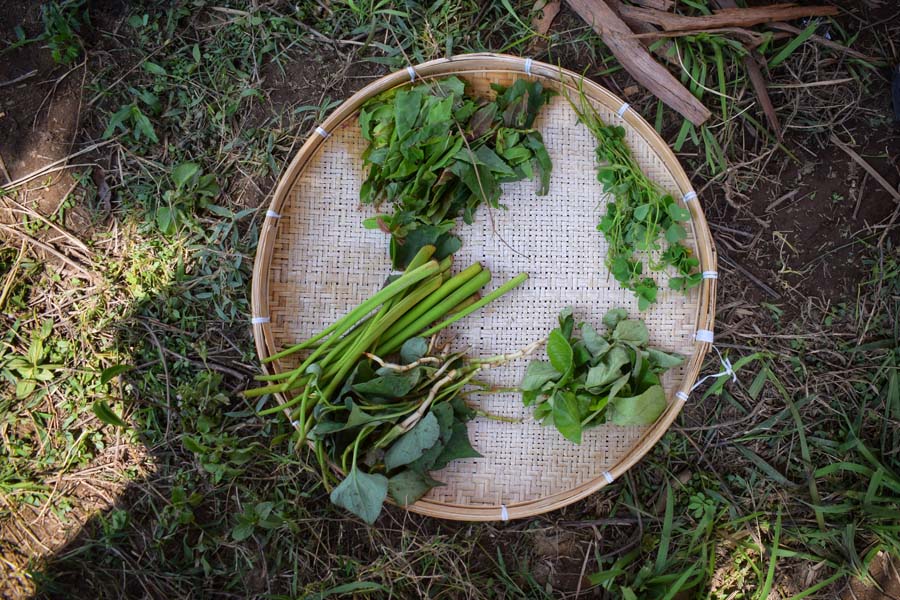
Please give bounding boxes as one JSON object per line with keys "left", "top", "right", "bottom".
{"left": 312, "top": 338, "right": 481, "bottom": 524}
{"left": 359, "top": 76, "right": 554, "bottom": 268}
{"left": 0, "top": 319, "right": 61, "bottom": 399}
{"left": 521, "top": 308, "right": 683, "bottom": 444}
{"left": 155, "top": 162, "right": 222, "bottom": 236}
{"left": 570, "top": 93, "right": 701, "bottom": 310}
{"left": 41, "top": 1, "right": 85, "bottom": 65}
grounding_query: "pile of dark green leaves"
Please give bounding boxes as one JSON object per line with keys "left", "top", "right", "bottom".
{"left": 315, "top": 340, "right": 482, "bottom": 524}
{"left": 359, "top": 76, "right": 554, "bottom": 268}
{"left": 521, "top": 308, "right": 683, "bottom": 444}
{"left": 569, "top": 89, "right": 701, "bottom": 310}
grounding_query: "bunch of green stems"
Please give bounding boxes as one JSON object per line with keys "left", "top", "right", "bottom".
{"left": 245, "top": 245, "right": 528, "bottom": 441}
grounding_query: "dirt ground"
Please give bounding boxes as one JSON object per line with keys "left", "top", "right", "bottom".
{"left": 1, "top": 0, "right": 898, "bottom": 598}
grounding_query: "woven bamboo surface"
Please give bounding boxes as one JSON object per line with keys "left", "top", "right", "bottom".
{"left": 251, "top": 54, "right": 717, "bottom": 521}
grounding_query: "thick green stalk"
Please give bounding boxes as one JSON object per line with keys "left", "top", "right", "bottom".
{"left": 263, "top": 259, "right": 440, "bottom": 363}
{"left": 253, "top": 316, "right": 372, "bottom": 383}
{"left": 321, "top": 275, "right": 445, "bottom": 399}
{"left": 418, "top": 272, "right": 529, "bottom": 338}
{"left": 379, "top": 262, "right": 483, "bottom": 344}
{"left": 320, "top": 274, "right": 445, "bottom": 384}
{"left": 446, "top": 293, "right": 479, "bottom": 314}
{"left": 376, "top": 269, "right": 492, "bottom": 356}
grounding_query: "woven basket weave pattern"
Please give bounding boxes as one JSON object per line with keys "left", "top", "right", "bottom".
{"left": 253, "top": 56, "right": 716, "bottom": 520}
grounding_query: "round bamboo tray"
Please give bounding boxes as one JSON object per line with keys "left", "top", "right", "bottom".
{"left": 251, "top": 53, "right": 717, "bottom": 522}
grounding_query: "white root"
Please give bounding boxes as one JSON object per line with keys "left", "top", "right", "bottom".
{"left": 470, "top": 337, "right": 547, "bottom": 367}
{"left": 397, "top": 369, "right": 459, "bottom": 433}
{"left": 364, "top": 353, "right": 442, "bottom": 372}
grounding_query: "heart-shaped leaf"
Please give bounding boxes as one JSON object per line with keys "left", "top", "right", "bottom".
{"left": 330, "top": 467, "right": 389, "bottom": 525}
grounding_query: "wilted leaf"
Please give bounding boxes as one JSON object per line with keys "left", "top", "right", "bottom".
{"left": 602, "top": 308, "right": 628, "bottom": 329}
{"left": 612, "top": 320, "right": 650, "bottom": 346}
{"left": 609, "top": 385, "right": 667, "bottom": 426}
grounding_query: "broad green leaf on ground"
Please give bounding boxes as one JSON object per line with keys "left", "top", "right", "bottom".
{"left": 172, "top": 162, "right": 199, "bottom": 189}
{"left": 92, "top": 400, "right": 127, "bottom": 428}
{"left": 384, "top": 412, "right": 440, "bottom": 471}
{"left": 329, "top": 467, "right": 389, "bottom": 524}
{"left": 100, "top": 364, "right": 132, "bottom": 385}
{"left": 609, "top": 385, "right": 667, "bottom": 426}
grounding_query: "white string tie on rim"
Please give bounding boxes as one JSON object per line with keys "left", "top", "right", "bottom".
{"left": 315, "top": 126, "right": 330, "bottom": 139}
{"left": 265, "top": 209, "right": 281, "bottom": 219}
{"left": 702, "top": 271, "right": 718, "bottom": 279}
{"left": 678, "top": 334, "right": 738, "bottom": 403}
{"left": 602, "top": 471, "right": 615, "bottom": 484}
{"left": 682, "top": 190, "right": 698, "bottom": 203}
{"left": 616, "top": 102, "right": 630, "bottom": 118}
{"left": 406, "top": 65, "right": 417, "bottom": 82}
{"left": 500, "top": 505, "right": 509, "bottom": 521}
{"left": 524, "top": 57, "right": 533, "bottom": 76}
{"left": 251, "top": 316, "right": 270, "bottom": 325}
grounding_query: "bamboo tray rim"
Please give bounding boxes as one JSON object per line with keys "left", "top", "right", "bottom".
{"left": 251, "top": 53, "right": 717, "bottom": 522}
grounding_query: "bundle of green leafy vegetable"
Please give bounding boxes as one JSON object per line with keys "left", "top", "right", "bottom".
{"left": 359, "top": 76, "right": 554, "bottom": 269}
{"left": 246, "top": 245, "right": 531, "bottom": 522}
{"left": 521, "top": 308, "right": 683, "bottom": 444}
{"left": 568, "top": 86, "right": 701, "bottom": 310}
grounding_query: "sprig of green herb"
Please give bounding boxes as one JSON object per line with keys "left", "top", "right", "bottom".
{"left": 359, "top": 76, "right": 554, "bottom": 268}
{"left": 521, "top": 308, "right": 683, "bottom": 443}
{"left": 568, "top": 84, "right": 701, "bottom": 310}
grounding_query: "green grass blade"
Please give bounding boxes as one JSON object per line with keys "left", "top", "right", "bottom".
{"left": 769, "top": 22, "right": 818, "bottom": 68}
{"left": 655, "top": 482, "right": 674, "bottom": 572}
{"left": 758, "top": 510, "right": 781, "bottom": 600}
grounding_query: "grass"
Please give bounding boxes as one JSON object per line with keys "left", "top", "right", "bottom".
{"left": 0, "top": 0, "right": 898, "bottom": 597}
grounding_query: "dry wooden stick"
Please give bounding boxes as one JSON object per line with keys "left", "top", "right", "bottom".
{"left": 531, "top": 0, "right": 561, "bottom": 36}
{"left": 631, "top": 0, "right": 672, "bottom": 9}
{"left": 566, "top": 0, "right": 711, "bottom": 125}
{"left": 0, "top": 223, "right": 99, "bottom": 283}
{"left": 607, "top": 0, "right": 676, "bottom": 65}
{"left": 619, "top": 3, "right": 839, "bottom": 32}
{"left": 0, "top": 139, "right": 115, "bottom": 190}
{"left": 829, "top": 135, "right": 900, "bottom": 202}
{"left": 830, "top": 134, "right": 900, "bottom": 247}
{"left": 527, "top": 0, "right": 561, "bottom": 53}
